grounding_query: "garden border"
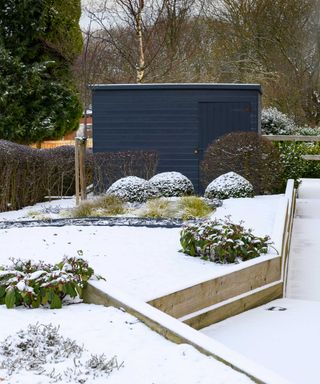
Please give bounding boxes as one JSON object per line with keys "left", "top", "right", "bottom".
{"left": 84, "top": 180, "right": 295, "bottom": 384}
{"left": 147, "top": 180, "right": 295, "bottom": 326}
{"left": 84, "top": 281, "right": 290, "bottom": 384}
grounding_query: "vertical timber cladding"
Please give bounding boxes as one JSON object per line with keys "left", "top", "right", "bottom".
{"left": 92, "top": 83, "right": 262, "bottom": 191}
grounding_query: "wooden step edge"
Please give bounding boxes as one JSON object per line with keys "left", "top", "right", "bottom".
{"left": 179, "top": 281, "right": 283, "bottom": 330}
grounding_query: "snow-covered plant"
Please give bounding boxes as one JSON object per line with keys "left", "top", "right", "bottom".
{"left": 0, "top": 323, "right": 122, "bottom": 381}
{"left": 261, "top": 107, "right": 297, "bottom": 135}
{"left": 148, "top": 171, "right": 194, "bottom": 197}
{"left": 204, "top": 172, "right": 254, "bottom": 200}
{"left": 180, "top": 218, "right": 271, "bottom": 263}
{"left": 294, "top": 126, "right": 320, "bottom": 136}
{"left": 0, "top": 257, "right": 101, "bottom": 309}
{"left": 106, "top": 176, "right": 151, "bottom": 202}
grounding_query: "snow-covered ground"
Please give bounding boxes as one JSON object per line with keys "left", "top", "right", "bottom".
{"left": 0, "top": 193, "right": 285, "bottom": 384}
{"left": 201, "top": 298, "right": 320, "bottom": 384}
{"left": 0, "top": 304, "right": 254, "bottom": 384}
{"left": 0, "top": 195, "right": 282, "bottom": 301}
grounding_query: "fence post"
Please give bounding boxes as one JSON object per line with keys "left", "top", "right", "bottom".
{"left": 75, "top": 138, "right": 80, "bottom": 205}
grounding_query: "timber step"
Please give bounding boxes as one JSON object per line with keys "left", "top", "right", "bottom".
{"left": 179, "top": 282, "right": 283, "bottom": 330}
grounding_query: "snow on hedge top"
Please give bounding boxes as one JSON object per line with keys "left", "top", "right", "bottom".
{"left": 148, "top": 171, "right": 194, "bottom": 197}
{"left": 106, "top": 176, "right": 150, "bottom": 203}
{"left": 204, "top": 172, "right": 254, "bottom": 199}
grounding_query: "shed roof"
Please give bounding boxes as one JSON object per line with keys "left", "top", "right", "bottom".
{"left": 91, "top": 83, "right": 262, "bottom": 93}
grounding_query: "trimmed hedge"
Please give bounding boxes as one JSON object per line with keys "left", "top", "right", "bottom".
{"left": 201, "top": 132, "right": 284, "bottom": 194}
{"left": 0, "top": 140, "right": 158, "bottom": 212}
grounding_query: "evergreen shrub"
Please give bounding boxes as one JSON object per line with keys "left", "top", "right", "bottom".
{"left": 0, "top": 257, "right": 100, "bottom": 309}
{"left": 106, "top": 176, "right": 150, "bottom": 203}
{"left": 204, "top": 172, "right": 254, "bottom": 199}
{"left": 180, "top": 218, "right": 271, "bottom": 264}
{"left": 148, "top": 172, "right": 194, "bottom": 198}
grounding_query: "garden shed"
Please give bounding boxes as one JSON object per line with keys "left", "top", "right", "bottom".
{"left": 91, "top": 83, "right": 262, "bottom": 191}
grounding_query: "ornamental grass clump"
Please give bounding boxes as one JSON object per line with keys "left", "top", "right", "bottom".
{"left": 72, "top": 195, "right": 126, "bottom": 218}
{"left": 179, "top": 196, "right": 214, "bottom": 220}
{"left": 0, "top": 257, "right": 100, "bottom": 309}
{"left": 180, "top": 218, "right": 271, "bottom": 264}
{"left": 140, "top": 198, "right": 176, "bottom": 218}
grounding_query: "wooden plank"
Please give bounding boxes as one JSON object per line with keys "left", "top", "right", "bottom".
{"left": 182, "top": 282, "right": 283, "bottom": 330}
{"left": 262, "top": 135, "right": 320, "bottom": 142}
{"left": 148, "top": 257, "right": 281, "bottom": 318}
{"left": 83, "top": 282, "right": 286, "bottom": 384}
{"left": 301, "top": 155, "right": 320, "bottom": 161}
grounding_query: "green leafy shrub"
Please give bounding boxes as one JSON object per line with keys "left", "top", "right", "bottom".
{"left": 276, "top": 141, "right": 320, "bottom": 183}
{"left": 201, "top": 132, "right": 284, "bottom": 194}
{"left": 0, "top": 257, "right": 101, "bottom": 309}
{"left": 180, "top": 218, "right": 271, "bottom": 263}
{"left": 72, "top": 195, "right": 126, "bottom": 218}
{"left": 204, "top": 172, "right": 254, "bottom": 199}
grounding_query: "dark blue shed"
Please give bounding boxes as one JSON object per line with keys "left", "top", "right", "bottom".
{"left": 91, "top": 83, "right": 262, "bottom": 191}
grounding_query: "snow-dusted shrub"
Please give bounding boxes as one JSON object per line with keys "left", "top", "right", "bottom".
{"left": 0, "top": 323, "right": 122, "bottom": 381}
{"left": 106, "top": 176, "right": 151, "bottom": 202}
{"left": 0, "top": 257, "right": 100, "bottom": 309}
{"left": 261, "top": 107, "right": 297, "bottom": 135}
{"left": 148, "top": 171, "right": 194, "bottom": 197}
{"left": 204, "top": 172, "right": 254, "bottom": 199}
{"left": 295, "top": 126, "right": 320, "bottom": 136}
{"left": 180, "top": 218, "right": 271, "bottom": 263}
{"left": 201, "top": 132, "right": 284, "bottom": 194}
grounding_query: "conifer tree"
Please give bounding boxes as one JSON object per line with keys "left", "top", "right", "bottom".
{"left": 0, "top": 0, "right": 82, "bottom": 144}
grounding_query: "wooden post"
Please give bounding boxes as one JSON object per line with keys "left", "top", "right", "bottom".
{"left": 79, "top": 139, "right": 87, "bottom": 201}
{"left": 75, "top": 138, "right": 80, "bottom": 205}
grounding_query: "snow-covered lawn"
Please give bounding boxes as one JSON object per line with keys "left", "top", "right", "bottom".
{"left": 0, "top": 194, "right": 284, "bottom": 384}
{"left": 0, "top": 195, "right": 282, "bottom": 301}
{"left": 0, "top": 304, "right": 254, "bottom": 384}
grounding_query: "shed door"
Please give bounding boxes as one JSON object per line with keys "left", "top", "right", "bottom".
{"left": 198, "top": 101, "right": 252, "bottom": 156}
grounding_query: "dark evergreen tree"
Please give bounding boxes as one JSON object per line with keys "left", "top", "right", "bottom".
{"left": 0, "top": 0, "right": 82, "bottom": 144}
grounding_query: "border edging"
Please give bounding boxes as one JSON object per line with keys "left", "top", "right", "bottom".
{"left": 84, "top": 281, "right": 290, "bottom": 384}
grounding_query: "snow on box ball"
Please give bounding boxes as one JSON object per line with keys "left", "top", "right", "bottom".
{"left": 106, "top": 176, "right": 150, "bottom": 203}
{"left": 148, "top": 171, "right": 194, "bottom": 198}
{"left": 204, "top": 172, "right": 254, "bottom": 200}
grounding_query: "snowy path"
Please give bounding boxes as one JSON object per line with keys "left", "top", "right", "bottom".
{"left": 201, "top": 298, "right": 320, "bottom": 384}
{"left": 285, "top": 178, "right": 320, "bottom": 300}
{"left": 200, "top": 179, "right": 320, "bottom": 383}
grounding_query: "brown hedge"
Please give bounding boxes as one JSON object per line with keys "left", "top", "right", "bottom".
{"left": 200, "top": 132, "right": 284, "bottom": 195}
{"left": 0, "top": 140, "right": 158, "bottom": 212}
